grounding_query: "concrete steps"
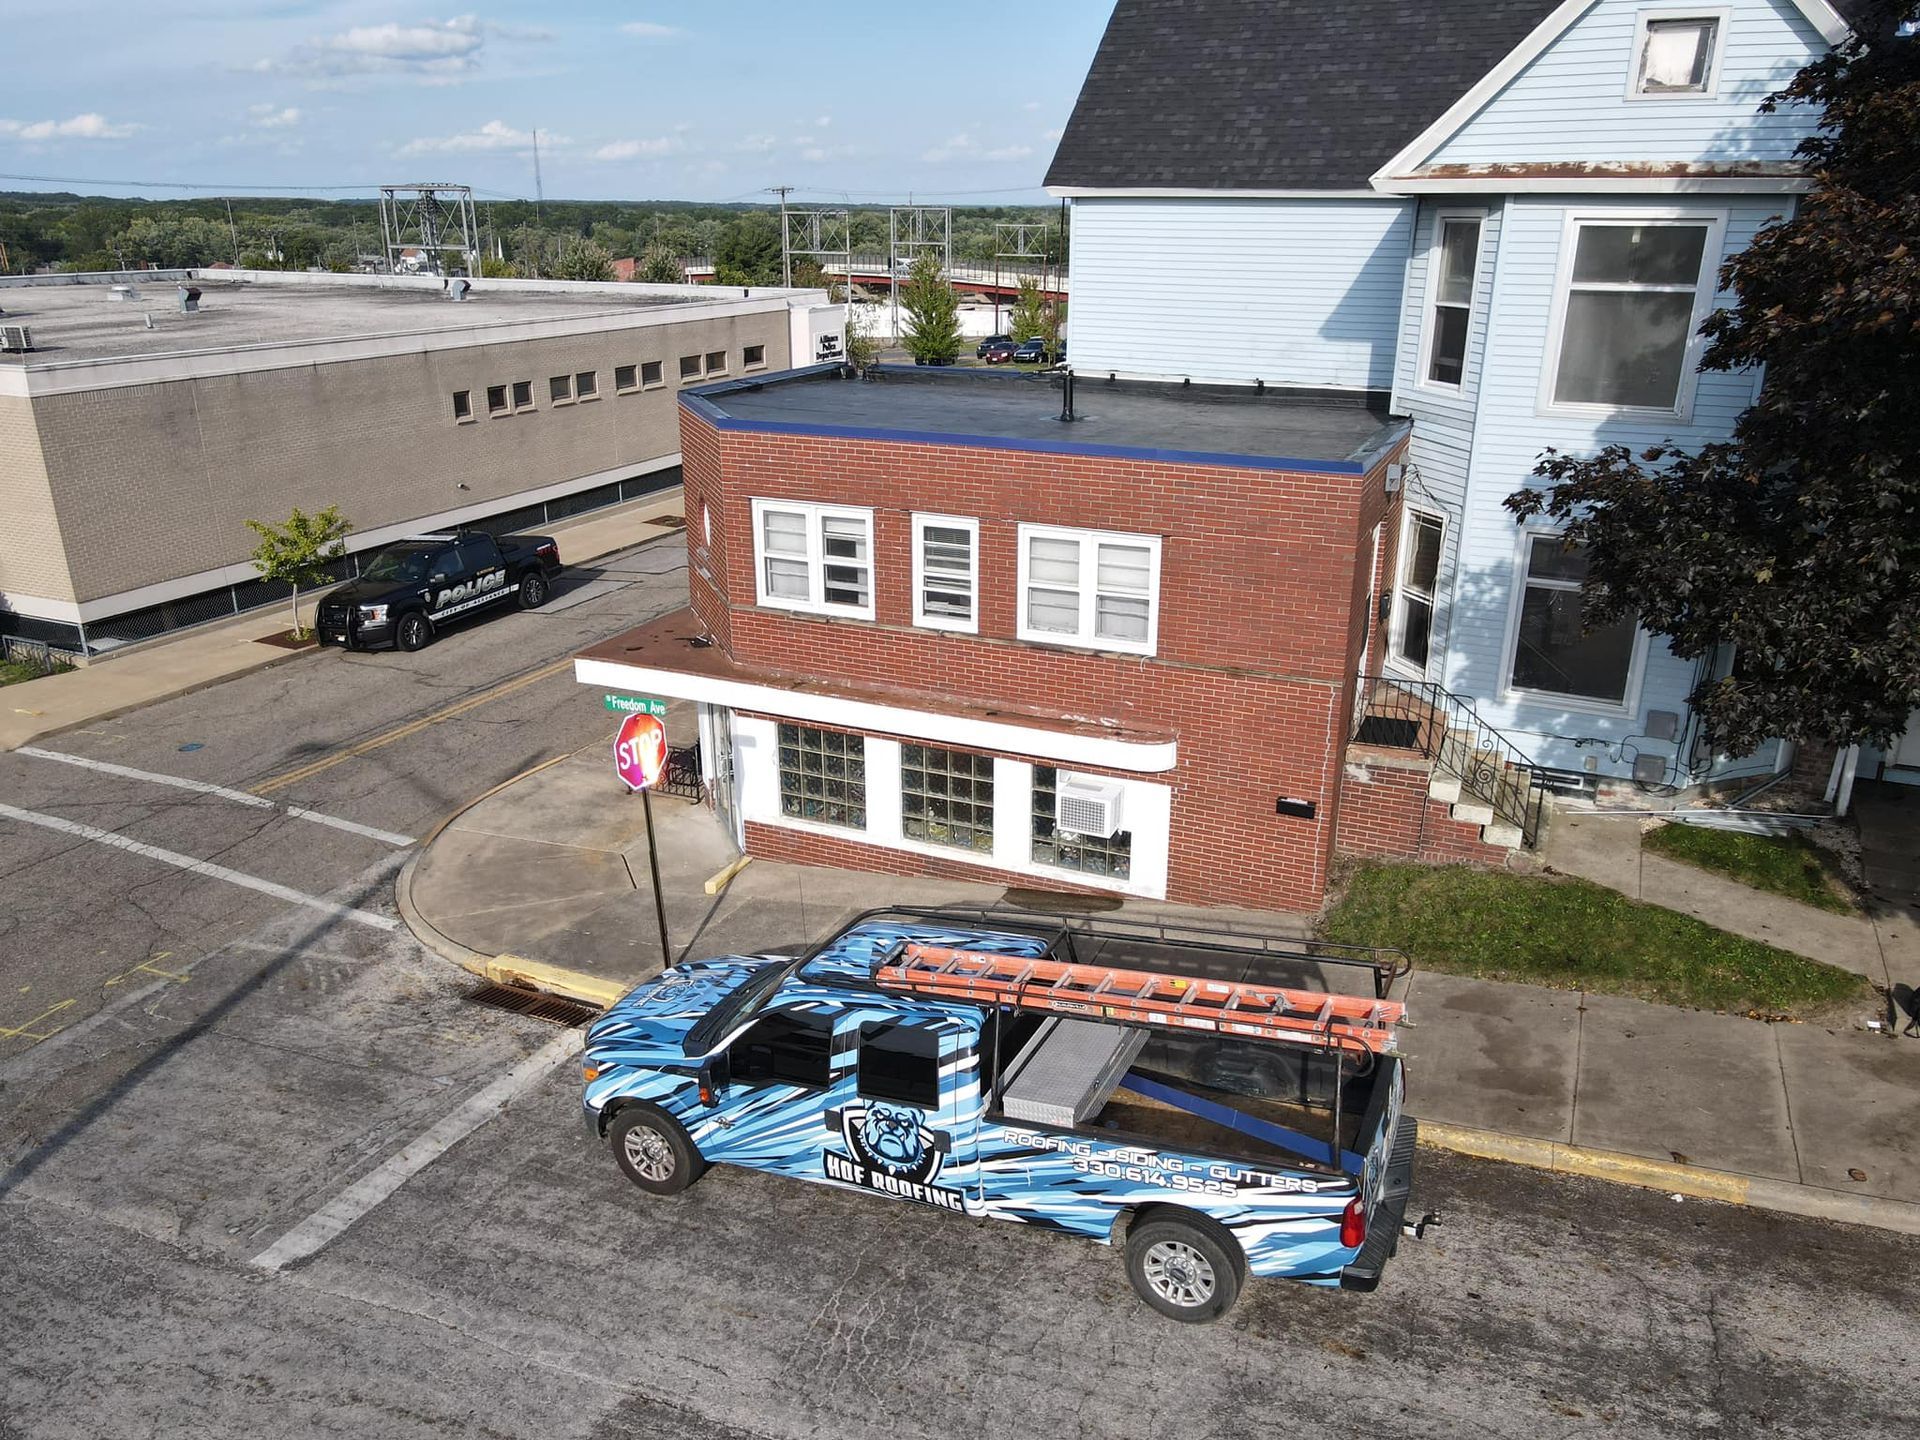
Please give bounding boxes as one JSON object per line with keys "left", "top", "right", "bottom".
{"left": 1422, "top": 725, "right": 1533, "bottom": 853}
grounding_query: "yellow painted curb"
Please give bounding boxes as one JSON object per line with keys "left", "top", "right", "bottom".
{"left": 485, "top": 955, "right": 631, "bottom": 1010}
{"left": 703, "top": 854, "right": 752, "bottom": 896}
{"left": 1418, "top": 1120, "right": 1752, "bottom": 1204}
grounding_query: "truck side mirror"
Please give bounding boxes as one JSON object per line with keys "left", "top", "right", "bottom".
{"left": 697, "top": 1054, "right": 728, "bottom": 1105}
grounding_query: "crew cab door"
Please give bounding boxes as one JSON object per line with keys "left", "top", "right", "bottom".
{"left": 836, "top": 1016, "right": 979, "bottom": 1212}
{"left": 698, "top": 1005, "right": 845, "bottom": 1174}
{"left": 455, "top": 535, "right": 508, "bottom": 607}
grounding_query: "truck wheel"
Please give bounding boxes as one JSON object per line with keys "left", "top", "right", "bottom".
{"left": 518, "top": 571, "right": 551, "bottom": 609}
{"left": 1125, "top": 1214, "right": 1245, "bottom": 1323}
{"left": 608, "top": 1104, "right": 707, "bottom": 1197}
{"left": 395, "top": 611, "right": 433, "bottom": 652}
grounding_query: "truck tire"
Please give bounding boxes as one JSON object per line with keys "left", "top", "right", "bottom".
{"left": 395, "top": 611, "right": 433, "bottom": 652}
{"left": 1124, "top": 1213, "right": 1246, "bottom": 1323}
{"left": 517, "top": 570, "right": 551, "bottom": 609}
{"left": 608, "top": 1104, "right": 708, "bottom": 1197}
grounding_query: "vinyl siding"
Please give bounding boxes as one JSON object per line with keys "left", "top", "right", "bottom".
{"left": 1429, "top": 0, "right": 1827, "bottom": 168}
{"left": 1387, "top": 200, "right": 1504, "bottom": 679}
{"left": 1440, "top": 192, "right": 1792, "bottom": 781}
{"left": 1067, "top": 197, "right": 1414, "bottom": 389}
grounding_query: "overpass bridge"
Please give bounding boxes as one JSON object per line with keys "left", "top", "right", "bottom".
{"left": 823, "top": 254, "right": 1067, "bottom": 301}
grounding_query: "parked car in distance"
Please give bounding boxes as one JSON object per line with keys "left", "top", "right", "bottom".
{"left": 316, "top": 528, "right": 559, "bottom": 653}
{"left": 1014, "top": 338, "right": 1052, "bottom": 364}
{"left": 980, "top": 338, "right": 1020, "bottom": 365}
{"left": 975, "top": 334, "right": 1012, "bottom": 358}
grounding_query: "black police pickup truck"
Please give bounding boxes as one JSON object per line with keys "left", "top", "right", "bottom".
{"left": 317, "top": 529, "right": 560, "bottom": 652}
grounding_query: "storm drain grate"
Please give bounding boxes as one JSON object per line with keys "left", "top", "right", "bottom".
{"left": 466, "top": 981, "right": 603, "bottom": 1027}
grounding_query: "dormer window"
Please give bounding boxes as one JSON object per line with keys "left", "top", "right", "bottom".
{"left": 1631, "top": 13, "right": 1722, "bottom": 96}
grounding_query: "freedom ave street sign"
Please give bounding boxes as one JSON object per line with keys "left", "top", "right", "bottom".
{"left": 604, "top": 693, "right": 668, "bottom": 716}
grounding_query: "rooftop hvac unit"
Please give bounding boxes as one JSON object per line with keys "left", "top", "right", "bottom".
{"left": 177, "top": 285, "right": 201, "bottom": 314}
{"left": 1055, "top": 775, "right": 1125, "bottom": 839}
{"left": 0, "top": 325, "right": 33, "bottom": 353}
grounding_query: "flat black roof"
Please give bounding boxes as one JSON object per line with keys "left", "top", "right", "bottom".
{"left": 688, "top": 365, "right": 1404, "bottom": 474}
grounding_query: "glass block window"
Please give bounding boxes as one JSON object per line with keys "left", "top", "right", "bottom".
{"left": 1031, "top": 765, "right": 1131, "bottom": 880}
{"left": 777, "top": 724, "right": 865, "bottom": 829}
{"left": 901, "top": 743, "right": 994, "bottom": 853}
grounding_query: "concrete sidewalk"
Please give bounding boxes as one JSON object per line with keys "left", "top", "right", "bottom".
{"left": 0, "top": 491, "right": 685, "bottom": 753}
{"left": 401, "top": 740, "right": 1920, "bottom": 1235}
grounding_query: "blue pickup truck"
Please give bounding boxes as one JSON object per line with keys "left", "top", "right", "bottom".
{"left": 581, "top": 909, "right": 1416, "bottom": 1322}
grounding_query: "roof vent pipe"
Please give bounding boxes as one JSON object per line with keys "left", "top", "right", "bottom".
{"left": 1058, "top": 369, "right": 1076, "bottom": 423}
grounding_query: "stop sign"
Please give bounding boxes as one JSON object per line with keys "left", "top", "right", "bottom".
{"left": 614, "top": 711, "right": 668, "bottom": 791}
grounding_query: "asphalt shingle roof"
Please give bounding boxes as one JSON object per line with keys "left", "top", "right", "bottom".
{"left": 1044, "top": 0, "right": 1634, "bottom": 191}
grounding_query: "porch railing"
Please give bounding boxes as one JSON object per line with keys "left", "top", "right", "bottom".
{"left": 1352, "top": 674, "right": 1549, "bottom": 845}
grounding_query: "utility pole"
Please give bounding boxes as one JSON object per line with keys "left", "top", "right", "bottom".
{"left": 532, "top": 129, "right": 545, "bottom": 226}
{"left": 223, "top": 198, "right": 241, "bottom": 267}
{"left": 768, "top": 185, "right": 795, "bottom": 286}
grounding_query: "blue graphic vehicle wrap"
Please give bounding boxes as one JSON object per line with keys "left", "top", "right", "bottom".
{"left": 584, "top": 918, "right": 1412, "bottom": 1300}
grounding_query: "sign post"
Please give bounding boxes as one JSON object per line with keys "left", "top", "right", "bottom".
{"left": 613, "top": 707, "right": 674, "bottom": 971}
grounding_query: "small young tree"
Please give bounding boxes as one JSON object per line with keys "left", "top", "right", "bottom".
{"left": 246, "top": 506, "right": 352, "bottom": 639}
{"left": 1008, "top": 276, "right": 1050, "bottom": 344}
{"left": 899, "top": 253, "right": 961, "bottom": 364}
{"left": 549, "top": 236, "right": 616, "bottom": 282}
{"left": 636, "top": 244, "right": 684, "bottom": 284}
{"left": 1506, "top": 2, "right": 1920, "bottom": 755}
{"left": 842, "top": 299, "right": 878, "bottom": 368}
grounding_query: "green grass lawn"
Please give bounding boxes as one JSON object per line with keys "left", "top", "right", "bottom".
{"left": 1321, "top": 861, "right": 1870, "bottom": 1015}
{"left": 1641, "top": 821, "right": 1855, "bottom": 914}
{"left": 0, "top": 657, "right": 69, "bottom": 687}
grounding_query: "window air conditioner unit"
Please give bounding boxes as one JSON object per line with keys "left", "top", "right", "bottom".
{"left": 1056, "top": 775, "right": 1125, "bottom": 838}
{"left": 0, "top": 325, "right": 32, "bottom": 353}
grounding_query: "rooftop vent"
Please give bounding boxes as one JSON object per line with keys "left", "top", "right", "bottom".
{"left": 177, "top": 285, "right": 201, "bottom": 314}
{"left": 109, "top": 284, "right": 140, "bottom": 302}
{"left": 447, "top": 278, "right": 471, "bottom": 302}
{"left": 0, "top": 324, "right": 33, "bottom": 353}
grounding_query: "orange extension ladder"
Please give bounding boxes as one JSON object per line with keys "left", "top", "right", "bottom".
{"left": 874, "top": 942, "right": 1405, "bottom": 1055}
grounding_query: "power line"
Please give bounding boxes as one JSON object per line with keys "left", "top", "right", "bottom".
{"left": 0, "top": 171, "right": 382, "bottom": 193}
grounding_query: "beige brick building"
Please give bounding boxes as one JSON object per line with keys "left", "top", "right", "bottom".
{"left": 0, "top": 269, "right": 842, "bottom": 651}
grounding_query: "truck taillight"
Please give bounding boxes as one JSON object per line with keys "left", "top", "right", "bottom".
{"left": 1340, "top": 1197, "right": 1367, "bottom": 1249}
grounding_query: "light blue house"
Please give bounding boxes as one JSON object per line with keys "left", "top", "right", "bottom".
{"left": 1048, "top": 0, "right": 1896, "bottom": 798}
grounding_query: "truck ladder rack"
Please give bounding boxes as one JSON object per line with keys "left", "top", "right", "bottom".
{"left": 875, "top": 942, "right": 1404, "bottom": 1055}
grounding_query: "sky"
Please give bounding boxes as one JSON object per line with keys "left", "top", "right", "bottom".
{"left": 0, "top": 1, "right": 1116, "bottom": 204}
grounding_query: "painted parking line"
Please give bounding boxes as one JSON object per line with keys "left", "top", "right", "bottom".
{"left": 0, "top": 803, "right": 397, "bottom": 932}
{"left": 250, "top": 655, "right": 577, "bottom": 797}
{"left": 16, "top": 746, "right": 415, "bottom": 847}
{"left": 249, "top": 1026, "right": 584, "bottom": 1271}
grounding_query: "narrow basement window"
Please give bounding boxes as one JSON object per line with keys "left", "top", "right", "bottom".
{"left": 614, "top": 364, "right": 638, "bottom": 393}
{"left": 452, "top": 389, "right": 472, "bottom": 421}
{"left": 575, "top": 370, "right": 598, "bottom": 399}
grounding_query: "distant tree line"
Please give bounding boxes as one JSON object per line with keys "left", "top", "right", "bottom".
{"left": 0, "top": 192, "right": 1065, "bottom": 284}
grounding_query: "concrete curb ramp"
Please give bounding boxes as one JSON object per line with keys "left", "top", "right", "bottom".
{"left": 1418, "top": 1121, "right": 1920, "bottom": 1237}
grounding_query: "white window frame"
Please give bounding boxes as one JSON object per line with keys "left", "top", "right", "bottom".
{"left": 640, "top": 359, "right": 666, "bottom": 390}
{"left": 1624, "top": 8, "right": 1729, "bottom": 102}
{"left": 1499, "top": 527, "right": 1649, "bottom": 717}
{"left": 1387, "top": 508, "right": 1446, "bottom": 677}
{"left": 549, "top": 373, "right": 574, "bottom": 406}
{"left": 1414, "top": 210, "right": 1485, "bottom": 394}
{"left": 743, "top": 343, "right": 768, "bottom": 371}
{"left": 910, "top": 512, "right": 980, "bottom": 635}
{"left": 1015, "top": 523, "right": 1162, "bottom": 657}
{"left": 750, "top": 498, "right": 876, "bottom": 621}
{"left": 1537, "top": 209, "right": 1726, "bottom": 422}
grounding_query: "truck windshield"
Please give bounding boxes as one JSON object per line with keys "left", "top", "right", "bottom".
{"left": 682, "top": 959, "right": 800, "bottom": 1056}
{"left": 361, "top": 545, "right": 437, "bottom": 583}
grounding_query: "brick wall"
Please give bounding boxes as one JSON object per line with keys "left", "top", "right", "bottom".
{"left": 684, "top": 404, "right": 1409, "bottom": 912}
{"left": 1333, "top": 747, "right": 1515, "bottom": 866}
{"left": 0, "top": 394, "right": 73, "bottom": 602}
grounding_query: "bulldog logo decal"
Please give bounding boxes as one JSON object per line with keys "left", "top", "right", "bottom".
{"left": 822, "top": 1103, "right": 965, "bottom": 1211}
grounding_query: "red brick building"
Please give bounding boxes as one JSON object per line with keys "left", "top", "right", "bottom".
{"left": 577, "top": 364, "right": 1512, "bottom": 911}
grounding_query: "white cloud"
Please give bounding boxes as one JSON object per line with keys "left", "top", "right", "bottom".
{"left": 399, "top": 119, "right": 560, "bottom": 154}
{"left": 921, "top": 132, "right": 1032, "bottom": 164}
{"left": 0, "top": 112, "right": 139, "bottom": 141}
{"left": 815, "top": 114, "right": 832, "bottom": 128}
{"left": 1042, "top": 127, "right": 1064, "bottom": 142}
{"left": 258, "top": 15, "right": 539, "bottom": 82}
{"left": 620, "top": 21, "right": 681, "bottom": 39}
{"left": 985, "top": 144, "right": 1032, "bottom": 161}
{"left": 248, "top": 104, "right": 302, "bottom": 129}
{"left": 734, "top": 132, "right": 779, "bottom": 154}
{"left": 594, "top": 136, "right": 677, "bottom": 161}
{"left": 1023, "top": 101, "right": 1040, "bottom": 111}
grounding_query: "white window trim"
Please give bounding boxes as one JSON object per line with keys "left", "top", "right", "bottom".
{"left": 743, "top": 344, "right": 768, "bottom": 371}
{"left": 1623, "top": 8, "right": 1730, "bottom": 102}
{"left": 1537, "top": 208, "right": 1727, "bottom": 422}
{"left": 641, "top": 362, "right": 667, "bottom": 391}
{"left": 1414, "top": 210, "right": 1486, "bottom": 395}
{"left": 614, "top": 366, "right": 640, "bottom": 395}
{"left": 910, "top": 512, "right": 980, "bottom": 635}
{"left": 1498, "top": 526, "right": 1650, "bottom": 718}
{"left": 549, "top": 374, "right": 574, "bottom": 406}
{"left": 575, "top": 371, "right": 600, "bottom": 402}
{"left": 1387, "top": 508, "right": 1446, "bottom": 678}
{"left": 1015, "top": 523, "right": 1162, "bottom": 658}
{"left": 750, "top": 497, "right": 877, "bottom": 622}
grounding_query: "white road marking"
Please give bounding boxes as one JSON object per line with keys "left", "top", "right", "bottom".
{"left": 0, "top": 803, "right": 398, "bottom": 932}
{"left": 249, "top": 1026, "right": 584, "bottom": 1271}
{"left": 15, "top": 747, "right": 415, "bottom": 847}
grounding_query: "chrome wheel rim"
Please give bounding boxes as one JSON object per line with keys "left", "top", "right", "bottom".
{"left": 526, "top": 576, "right": 547, "bottom": 603}
{"left": 622, "top": 1125, "right": 674, "bottom": 1182}
{"left": 1143, "top": 1240, "right": 1216, "bottom": 1308}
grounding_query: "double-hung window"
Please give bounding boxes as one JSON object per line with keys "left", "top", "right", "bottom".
{"left": 1390, "top": 511, "right": 1445, "bottom": 673}
{"left": 752, "top": 499, "right": 874, "bottom": 619}
{"left": 1506, "top": 534, "right": 1641, "bottom": 707}
{"left": 1546, "top": 216, "right": 1721, "bottom": 415}
{"left": 1017, "top": 524, "right": 1160, "bottom": 656}
{"left": 911, "top": 514, "right": 978, "bottom": 632}
{"left": 1422, "top": 215, "right": 1482, "bottom": 388}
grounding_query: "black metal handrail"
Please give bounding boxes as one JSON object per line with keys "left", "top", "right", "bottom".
{"left": 1352, "top": 675, "right": 1548, "bottom": 845}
